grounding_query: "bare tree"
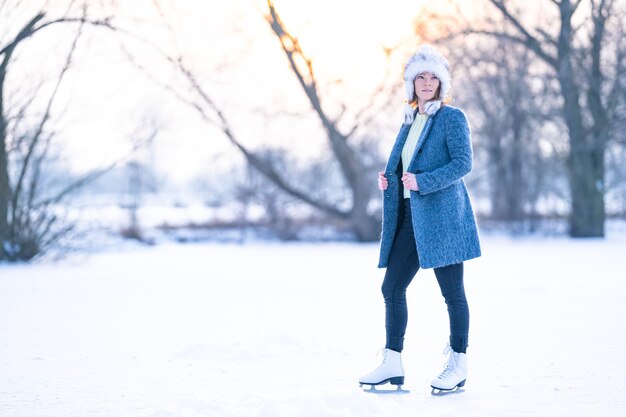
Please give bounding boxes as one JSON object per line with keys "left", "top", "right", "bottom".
{"left": 261, "top": 0, "right": 390, "bottom": 240}
{"left": 448, "top": 37, "right": 562, "bottom": 223}
{"left": 146, "top": 1, "right": 398, "bottom": 241}
{"left": 0, "top": 2, "right": 146, "bottom": 260}
{"left": 451, "top": 0, "right": 626, "bottom": 237}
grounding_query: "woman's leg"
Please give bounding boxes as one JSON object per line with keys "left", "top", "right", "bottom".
{"left": 381, "top": 200, "right": 420, "bottom": 352}
{"left": 433, "top": 262, "right": 469, "bottom": 353}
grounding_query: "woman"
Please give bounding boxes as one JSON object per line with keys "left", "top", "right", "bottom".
{"left": 359, "top": 45, "right": 481, "bottom": 394}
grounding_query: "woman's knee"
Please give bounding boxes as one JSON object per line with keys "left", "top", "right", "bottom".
{"left": 381, "top": 279, "right": 406, "bottom": 301}
{"left": 435, "top": 263, "right": 466, "bottom": 304}
{"left": 381, "top": 280, "right": 395, "bottom": 300}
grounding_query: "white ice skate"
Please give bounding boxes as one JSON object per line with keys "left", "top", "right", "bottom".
{"left": 430, "top": 344, "right": 467, "bottom": 395}
{"left": 359, "top": 348, "right": 407, "bottom": 393}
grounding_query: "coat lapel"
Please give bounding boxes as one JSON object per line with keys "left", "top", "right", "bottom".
{"left": 385, "top": 124, "right": 411, "bottom": 174}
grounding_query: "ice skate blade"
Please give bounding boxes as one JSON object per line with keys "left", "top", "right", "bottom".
{"left": 430, "top": 381, "right": 465, "bottom": 396}
{"left": 431, "top": 386, "right": 464, "bottom": 396}
{"left": 360, "top": 384, "right": 410, "bottom": 394}
{"left": 360, "top": 377, "right": 409, "bottom": 394}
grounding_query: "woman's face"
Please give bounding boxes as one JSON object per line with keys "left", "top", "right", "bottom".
{"left": 413, "top": 72, "right": 440, "bottom": 103}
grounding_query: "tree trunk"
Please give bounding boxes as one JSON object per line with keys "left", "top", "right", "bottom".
{"left": 567, "top": 137, "right": 605, "bottom": 236}
{"left": 508, "top": 99, "right": 525, "bottom": 222}
{"left": 350, "top": 180, "right": 380, "bottom": 241}
{"left": 489, "top": 135, "right": 508, "bottom": 219}
{"left": 1, "top": 52, "right": 11, "bottom": 260}
{"left": 556, "top": 3, "right": 605, "bottom": 237}
{"left": 325, "top": 129, "right": 380, "bottom": 241}
{"left": 0, "top": 119, "right": 9, "bottom": 259}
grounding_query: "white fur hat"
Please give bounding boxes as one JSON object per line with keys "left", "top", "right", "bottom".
{"left": 403, "top": 45, "right": 451, "bottom": 123}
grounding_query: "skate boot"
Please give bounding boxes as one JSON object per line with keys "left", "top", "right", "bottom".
{"left": 359, "top": 348, "right": 405, "bottom": 392}
{"left": 430, "top": 344, "right": 467, "bottom": 395}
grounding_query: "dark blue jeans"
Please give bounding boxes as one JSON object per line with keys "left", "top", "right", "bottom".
{"left": 382, "top": 199, "right": 469, "bottom": 353}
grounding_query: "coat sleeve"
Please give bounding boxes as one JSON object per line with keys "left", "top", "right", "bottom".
{"left": 415, "top": 108, "right": 472, "bottom": 195}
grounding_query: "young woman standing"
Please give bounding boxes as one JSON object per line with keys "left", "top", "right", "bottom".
{"left": 359, "top": 45, "right": 481, "bottom": 394}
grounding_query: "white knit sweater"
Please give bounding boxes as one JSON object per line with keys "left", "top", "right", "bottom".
{"left": 401, "top": 113, "right": 428, "bottom": 198}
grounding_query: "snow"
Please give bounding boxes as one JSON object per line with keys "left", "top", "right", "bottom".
{"left": 1, "top": 234, "right": 626, "bottom": 417}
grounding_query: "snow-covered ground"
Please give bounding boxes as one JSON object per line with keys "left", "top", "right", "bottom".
{"left": 1, "top": 233, "right": 626, "bottom": 417}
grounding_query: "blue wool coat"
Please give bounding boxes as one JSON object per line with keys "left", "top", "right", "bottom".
{"left": 378, "top": 105, "right": 481, "bottom": 269}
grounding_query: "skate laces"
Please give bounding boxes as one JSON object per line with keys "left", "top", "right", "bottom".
{"left": 375, "top": 347, "right": 387, "bottom": 365}
{"left": 436, "top": 344, "right": 457, "bottom": 380}
{"left": 363, "top": 348, "right": 387, "bottom": 376}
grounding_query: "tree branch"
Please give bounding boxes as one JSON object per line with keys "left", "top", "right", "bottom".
{"left": 265, "top": 1, "right": 334, "bottom": 133}
{"left": 265, "top": 0, "right": 369, "bottom": 216}
{"left": 0, "top": 14, "right": 116, "bottom": 58}
{"left": 106, "top": 9, "right": 350, "bottom": 219}
{"left": 487, "top": 0, "right": 558, "bottom": 68}
{"left": 174, "top": 58, "right": 348, "bottom": 219}
{"left": 603, "top": 1, "right": 624, "bottom": 122}
{"left": 586, "top": 0, "right": 613, "bottom": 142}
{"left": 11, "top": 8, "right": 86, "bottom": 219}
{"left": 0, "top": 12, "right": 45, "bottom": 58}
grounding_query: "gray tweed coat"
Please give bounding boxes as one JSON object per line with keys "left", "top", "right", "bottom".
{"left": 378, "top": 105, "right": 481, "bottom": 269}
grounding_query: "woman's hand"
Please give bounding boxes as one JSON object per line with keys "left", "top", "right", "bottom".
{"left": 401, "top": 172, "right": 419, "bottom": 191}
{"left": 377, "top": 171, "right": 388, "bottom": 191}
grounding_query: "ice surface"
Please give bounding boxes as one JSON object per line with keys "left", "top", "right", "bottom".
{"left": 1, "top": 234, "right": 626, "bottom": 417}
